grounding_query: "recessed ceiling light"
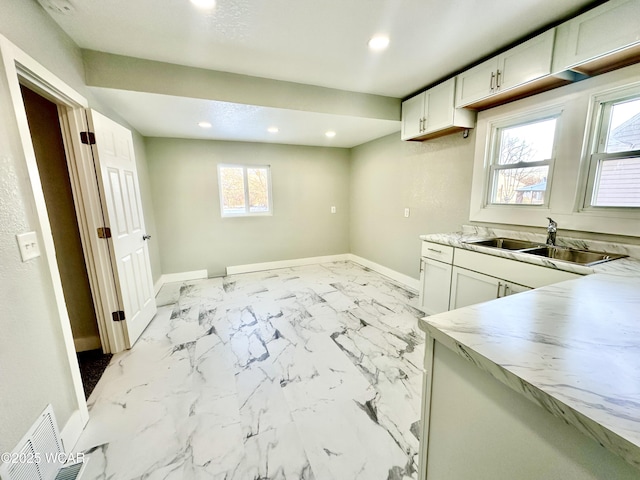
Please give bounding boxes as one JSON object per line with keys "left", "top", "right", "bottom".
{"left": 325, "top": 130, "right": 336, "bottom": 138}
{"left": 267, "top": 126, "right": 279, "bottom": 133}
{"left": 198, "top": 121, "right": 212, "bottom": 128}
{"left": 190, "top": 0, "right": 216, "bottom": 9}
{"left": 368, "top": 35, "right": 390, "bottom": 51}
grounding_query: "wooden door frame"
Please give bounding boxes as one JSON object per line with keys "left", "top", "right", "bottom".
{"left": 0, "top": 36, "right": 125, "bottom": 448}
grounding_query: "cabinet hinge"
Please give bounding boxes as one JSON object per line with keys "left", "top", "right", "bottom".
{"left": 112, "top": 310, "right": 125, "bottom": 322}
{"left": 80, "top": 131, "right": 96, "bottom": 145}
{"left": 97, "top": 227, "right": 111, "bottom": 239}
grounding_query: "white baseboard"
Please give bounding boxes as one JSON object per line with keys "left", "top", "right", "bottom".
{"left": 226, "top": 254, "right": 350, "bottom": 275}
{"left": 347, "top": 254, "right": 420, "bottom": 292}
{"left": 154, "top": 277, "right": 163, "bottom": 296}
{"left": 73, "top": 335, "right": 101, "bottom": 352}
{"left": 154, "top": 270, "right": 209, "bottom": 295}
{"left": 61, "top": 408, "right": 87, "bottom": 452}
{"left": 225, "top": 254, "right": 419, "bottom": 292}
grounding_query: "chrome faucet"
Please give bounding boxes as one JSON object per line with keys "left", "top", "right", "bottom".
{"left": 546, "top": 217, "right": 557, "bottom": 246}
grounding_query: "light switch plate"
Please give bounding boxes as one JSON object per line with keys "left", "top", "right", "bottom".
{"left": 331, "top": 206, "right": 337, "bottom": 214}
{"left": 404, "top": 207, "right": 410, "bottom": 218}
{"left": 16, "top": 231, "right": 41, "bottom": 261}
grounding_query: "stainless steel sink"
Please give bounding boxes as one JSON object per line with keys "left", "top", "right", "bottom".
{"left": 524, "top": 246, "right": 628, "bottom": 266}
{"left": 464, "top": 238, "right": 543, "bottom": 250}
{"left": 463, "top": 237, "right": 627, "bottom": 266}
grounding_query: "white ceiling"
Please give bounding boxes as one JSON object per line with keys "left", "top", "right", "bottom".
{"left": 38, "top": 0, "right": 599, "bottom": 147}
{"left": 90, "top": 87, "right": 401, "bottom": 148}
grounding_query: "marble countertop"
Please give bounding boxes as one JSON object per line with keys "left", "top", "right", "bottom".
{"left": 419, "top": 273, "right": 640, "bottom": 470}
{"left": 420, "top": 226, "right": 640, "bottom": 276}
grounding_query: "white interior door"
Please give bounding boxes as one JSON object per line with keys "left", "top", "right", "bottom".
{"left": 86, "top": 109, "right": 156, "bottom": 348}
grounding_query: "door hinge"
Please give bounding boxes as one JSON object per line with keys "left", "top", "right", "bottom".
{"left": 80, "top": 131, "right": 96, "bottom": 145}
{"left": 97, "top": 227, "right": 111, "bottom": 239}
{"left": 112, "top": 310, "right": 125, "bottom": 322}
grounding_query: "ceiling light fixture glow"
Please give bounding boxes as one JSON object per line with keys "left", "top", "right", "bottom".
{"left": 198, "top": 121, "right": 212, "bottom": 128}
{"left": 325, "top": 130, "right": 336, "bottom": 138}
{"left": 267, "top": 126, "right": 279, "bottom": 133}
{"left": 190, "top": 0, "right": 216, "bottom": 9}
{"left": 368, "top": 35, "right": 390, "bottom": 51}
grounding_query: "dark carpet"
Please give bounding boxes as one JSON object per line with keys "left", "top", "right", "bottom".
{"left": 77, "top": 349, "right": 112, "bottom": 399}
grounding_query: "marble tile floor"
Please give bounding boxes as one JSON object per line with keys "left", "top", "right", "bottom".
{"left": 74, "top": 261, "right": 426, "bottom": 480}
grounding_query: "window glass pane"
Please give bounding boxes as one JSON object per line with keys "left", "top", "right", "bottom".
{"left": 247, "top": 167, "right": 269, "bottom": 213}
{"left": 491, "top": 166, "right": 549, "bottom": 205}
{"left": 220, "top": 166, "right": 246, "bottom": 215}
{"left": 593, "top": 157, "right": 640, "bottom": 207}
{"left": 498, "top": 118, "right": 557, "bottom": 165}
{"left": 604, "top": 98, "right": 640, "bottom": 153}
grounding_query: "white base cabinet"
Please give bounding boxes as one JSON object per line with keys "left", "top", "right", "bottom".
{"left": 419, "top": 340, "right": 640, "bottom": 480}
{"left": 449, "top": 267, "right": 531, "bottom": 310}
{"left": 420, "top": 258, "right": 453, "bottom": 315}
{"left": 418, "top": 240, "right": 581, "bottom": 315}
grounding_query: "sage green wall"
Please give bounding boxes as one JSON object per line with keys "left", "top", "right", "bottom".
{"left": 349, "top": 131, "right": 475, "bottom": 280}
{"left": 146, "top": 138, "right": 350, "bottom": 277}
{"left": 133, "top": 132, "right": 161, "bottom": 282}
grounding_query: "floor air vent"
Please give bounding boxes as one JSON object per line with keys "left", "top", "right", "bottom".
{"left": 0, "top": 406, "right": 86, "bottom": 480}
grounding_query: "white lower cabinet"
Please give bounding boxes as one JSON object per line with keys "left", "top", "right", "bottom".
{"left": 418, "top": 241, "right": 581, "bottom": 315}
{"left": 449, "top": 266, "right": 531, "bottom": 310}
{"left": 420, "top": 258, "right": 453, "bottom": 315}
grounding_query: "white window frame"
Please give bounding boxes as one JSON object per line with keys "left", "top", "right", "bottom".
{"left": 217, "top": 164, "right": 273, "bottom": 217}
{"left": 484, "top": 108, "right": 561, "bottom": 209}
{"left": 581, "top": 84, "right": 640, "bottom": 211}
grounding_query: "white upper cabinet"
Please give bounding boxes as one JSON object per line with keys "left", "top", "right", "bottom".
{"left": 456, "top": 29, "right": 556, "bottom": 109}
{"left": 552, "top": 0, "right": 640, "bottom": 75}
{"left": 456, "top": 28, "right": 556, "bottom": 108}
{"left": 454, "top": 58, "right": 499, "bottom": 110}
{"left": 401, "top": 93, "right": 426, "bottom": 140}
{"left": 402, "top": 78, "right": 476, "bottom": 141}
{"left": 500, "top": 30, "right": 557, "bottom": 91}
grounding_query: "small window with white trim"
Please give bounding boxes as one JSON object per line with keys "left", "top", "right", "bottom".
{"left": 218, "top": 164, "right": 272, "bottom": 217}
{"left": 584, "top": 90, "right": 640, "bottom": 208}
{"left": 486, "top": 112, "right": 559, "bottom": 206}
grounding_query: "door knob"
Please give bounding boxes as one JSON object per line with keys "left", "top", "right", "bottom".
{"left": 143, "top": 234, "right": 151, "bottom": 241}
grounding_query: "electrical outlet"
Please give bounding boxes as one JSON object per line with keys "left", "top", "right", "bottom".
{"left": 16, "top": 231, "right": 41, "bottom": 261}
{"left": 331, "top": 206, "right": 337, "bottom": 214}
{"left": 404, "top": 207, "right": 410, "bottom": 218}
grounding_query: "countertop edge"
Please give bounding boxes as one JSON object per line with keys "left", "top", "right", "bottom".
{"left": 419, "top": 317, "right": 640, "bottom": 470}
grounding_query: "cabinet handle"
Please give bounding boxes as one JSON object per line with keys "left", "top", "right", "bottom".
{"left": 490, "top": 71, "right": 495, "bottom": 91}
{"left": 496, "top": 281, "right": 502, "bottom": 298}
{"left": 496, "top": 69, "right": 501, "bottom": 89}
{"left": 419, "top": 117, "right": 423, "bottom": 132}
{"left": 504, "top": 283, "right": 510, "bottom": 296}
{"left": 423, "top": 116, "right": 427, "bottom": 132}
{"left": 427, "top": 248, "right": 443, "bottom": 254}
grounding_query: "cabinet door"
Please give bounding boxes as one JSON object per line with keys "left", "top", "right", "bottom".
{"left": 420, "top": 258, "right": 453, "bottom": 315}
{"left": 559, "top": 0, "right": 640, "bottom": 68}
{"left": 503, "top": 282, "right": 532, "bottom": 297}
{"left": 498, "top": 29, "right": 555, "bottom": 91}
{"left": 455, "top": 57, "right": 498, "bottom": 108}
{"left": 401, "top": 92, "right": 426, "bottom": 140}
{"left": 449, "top": 267, "right": 501, "bottom": 310}
{"left": 424, "top": 79, "right": 455, "bottom": 133}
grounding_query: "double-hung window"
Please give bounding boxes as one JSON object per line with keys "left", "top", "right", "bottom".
{"left": 487, "top": 112, "right": 560, "bottom": 207}
{"left": 584, "top": 89, "right": 640, "bottom": 208}
{"left": 218, "top": 164, "right": 272, "bottom": 217}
